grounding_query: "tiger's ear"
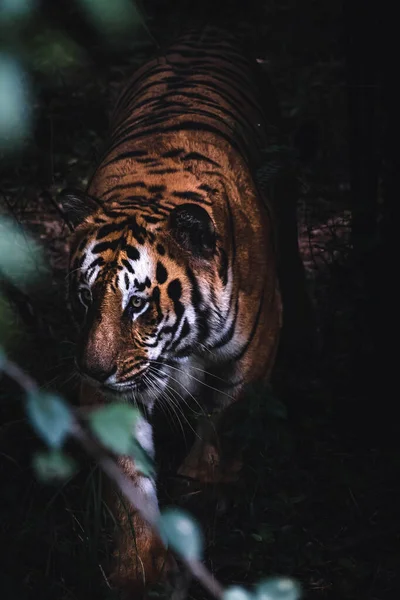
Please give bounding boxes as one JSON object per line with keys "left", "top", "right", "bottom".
{"left": 169, "top": 203, "right": 216, "bottom": 258}
{"left": 58, "top": 188, "right": 101, "bottom": 229}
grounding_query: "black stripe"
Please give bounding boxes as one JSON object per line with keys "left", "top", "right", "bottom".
{"left": 172, "top": 191, "right": 206, "bottom": 202}
{"left": 218, "top": 247, "right": 229, "bottom": 286}
{"left": 185, "top": 267, "right": 210, "bottom": 343}
{"left": 96, "top": 222, "right": 125, "bottom": 239}
{"left": 162, "top": 148, "right": 184, "bottom": 158}
{"left": 100, "top": 149, "right": 148, "bottom": 168}
{"left": 213, "top": 295, "right": 239, "bottom": 349}
{"left": 87, "top": 256, "right": 105, "bottom": 270}
{"left": 156, "top": 261, "right": 168, "bottom": 284}
{"left": 144, "top": 215, "right": 161, "bottom": 224}
{"left": 101, "top": 182, "right": 147, "bottom": 198}
{"left": 136, "top": 157, "right": 160, "bottom": 165}
{"left": 198, "top": 184, "right": 218, "bottom": 194}
{"left": 152, "top": 286, "right": 163, "bottom": 322}
{"left": 225, "top": 195, "right": 236, "bottom": 267}
{"left": 169, "top": 318, "right": 191, "bottom": 353}
{"left": 182, "top": 152, "right": 220, "bottom": 167}
{"left": 232, "top": 289, "right": 265, "bottom": 361}
{"left": 149, "top": 168, "right": 178, "bottom": 175}
{"left": 122, "top": 258, "right": 135, "bottom": 273}
{"left": 148, "top": 185, "right": 166, "bottom": 193}
{"left": 125, "top": 245, "right": 140, "bottom": 261}
{"left": 185, "top": 266, "right": 202, "bottom": 308}
{"left": 92, "top": 239, "right": 120, "bottom": 254}
{"left": 107, "top": 121, "right": 243, "bottom": 162}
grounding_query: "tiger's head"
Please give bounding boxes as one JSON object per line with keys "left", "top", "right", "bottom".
{"left": 61, "top": 189, "right": 227, "bottom": 407}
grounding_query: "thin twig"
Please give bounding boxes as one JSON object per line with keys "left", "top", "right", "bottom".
{"left": 0, "top": 356, "right": 224, "bottom": 600}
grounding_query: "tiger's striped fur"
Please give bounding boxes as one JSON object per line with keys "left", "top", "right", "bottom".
{"left": 62, "top": 26, "right": 291, "bottom": 597}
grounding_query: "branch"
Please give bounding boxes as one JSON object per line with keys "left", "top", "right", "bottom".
{"left": 0, "top": 356, "right": 224, "bottom": 599}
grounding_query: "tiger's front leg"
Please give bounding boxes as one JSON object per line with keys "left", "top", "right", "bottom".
{"left": 111, "top": 457, "right": 174, "bottom": 598}
{"left": 177, "top": 411, "right": 243, "bottom": 484}
{"left": 176, "top": 298, "right": 281, "bottom": 486}
{"left": 80, "top": 382, "right": 174, "bottom": 597}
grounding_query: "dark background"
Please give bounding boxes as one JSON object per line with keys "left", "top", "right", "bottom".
{"left": 0, "top": 1, "right": 397, "bottom": 599}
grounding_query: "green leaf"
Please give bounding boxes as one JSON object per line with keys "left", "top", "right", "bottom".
{"left": 0, "top": 218, "right": 44, "bottom": 285}
{"left": 0, "top": 293, "right": 26, "bottom": 350}
{"left": 223, "top": 586, "right": 254, "bottom": 600}
{"left": 26, "top": 392, "right": 73, "bottom": 448}
{"left": 30, "top": 29, "right": 86, "bottom": 75}
{"left": 158, "top": 508, "right": 203, "bottom": 560}
{"left": 88, "top": 403, "right": 141, "bottom": 455}
{"left": 0, "top": 0, "right": 35, "bottom": 26}
{"left": 130, "top": 438, "right": 155, "bottom": 478}
{"left": 33, "top": 449, "right": 77, "bottom": 481}
{"left": 0, "top": 54, "right": 31, "bottom": 151}
{"left": 77, "top": 0, "right": 143, "bottom": 38}
{"left": 255, "top": 578, "right": 301, "bottom": 600}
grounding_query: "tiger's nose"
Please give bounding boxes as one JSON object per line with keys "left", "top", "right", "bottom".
{"left": 77, "top": 355, "right": 117, "bottom": 384}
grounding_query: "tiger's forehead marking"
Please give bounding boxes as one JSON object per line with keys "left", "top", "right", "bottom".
{"left": 81, "top": 238, "right": 157, "bottom": 309}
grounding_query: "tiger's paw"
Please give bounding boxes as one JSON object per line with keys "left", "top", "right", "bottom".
{"left": 177, "top": 442, "right": 243, "bottom": 484}
{"left": 110, "top": 532, "right": 177, "bottom": 599}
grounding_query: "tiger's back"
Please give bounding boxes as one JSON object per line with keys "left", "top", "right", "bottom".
{"left": 102, "top": 27, "right": 276, "bottom": 172}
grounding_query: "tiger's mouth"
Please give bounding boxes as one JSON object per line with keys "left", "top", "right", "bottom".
{"left": 103, "top": 368, "right": 150, "bottom": 393}
{"left": 81, "top": 361, "right": 172, "bottom": 407}
{"left": 104, "top": 379, "right": 148, "bottom": 393}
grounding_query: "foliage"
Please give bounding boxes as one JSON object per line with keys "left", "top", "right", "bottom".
{"left": 77, "top": 0, "right": 146, "bottom": 41}
{"left": 223, "top": 587, "right": 253, "bottom": 600}
{"left": 0, "top": 293, "right": 21, "bottom": 350}
{"left": 255, "top": 578, "right": 301, "bottom": 600}
{"left": 0, "top": 214, "right": 301, "bottom": 599}
{"left": 0, "top": 0, "right": 151, "bottom": 154}
{"left": 0, "top": 53, "right": 32, "bottom": 151}
{"left": 0, "top": 217, "right": 43, "bottom": 285}
{"left": 158, "top": 508, "right": 204, "bottom": 560}
{"left": 27, "top": 391, "right": 73, "bottom": 448}
{"left": 88, "top": 402, "right": 141, "bottom": 455}
{"left": 33, "top": 449, "right": 78, "bottom": 481}
{"left": 0, "top": 0, "right": 394, "bottom": 598}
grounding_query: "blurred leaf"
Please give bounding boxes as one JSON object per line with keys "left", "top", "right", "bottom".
{"left": 0, "top": 345, "right": 5, "bottom": 367}
{"left": 29, "top": 29, "right": 87, "bottom": 75}
{"left": 88, "top": 402, "right": 141, "bottom": 455}
{"left": 0, "top": 0, "right": 36, "bottom": 26}
{"left": 0, "top": 54, "right": 31, "bottom": 151}
{"left": 0, "top": 293, "right": 19, "bottom": 347}
{"left": 158, "top": 508, "right": 203, "bottom": 560}
{"left": 255, "top": 578, "right": 301, "bottom": 600}
{"left": 130, "top": 438, "right": 155, "bottom": 478}
{"left": 33, "top": 449, "right": 77, "bottom": 481}
{"left": 77, "top": 0, "right": 145, "bottom": 40}
{"left": 223, "top": 587, "right": 254, "bottom": 600}
{"left": 26, "top": 392, "right": 73, "bottom": 448}
{"left": 0, "top": 218, "right": 44, "bottom": 286}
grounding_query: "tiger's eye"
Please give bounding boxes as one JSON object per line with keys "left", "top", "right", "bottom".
{"left": 130, "top": 296, "right": 146, "bottom": 311}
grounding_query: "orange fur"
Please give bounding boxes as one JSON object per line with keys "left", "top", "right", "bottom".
{"left": 62, "top": 27, "right": 310, "bottom": 598}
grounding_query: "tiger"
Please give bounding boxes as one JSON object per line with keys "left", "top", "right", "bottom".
{"left": 60, "top": 25, "right": 309, "bottom": 598}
